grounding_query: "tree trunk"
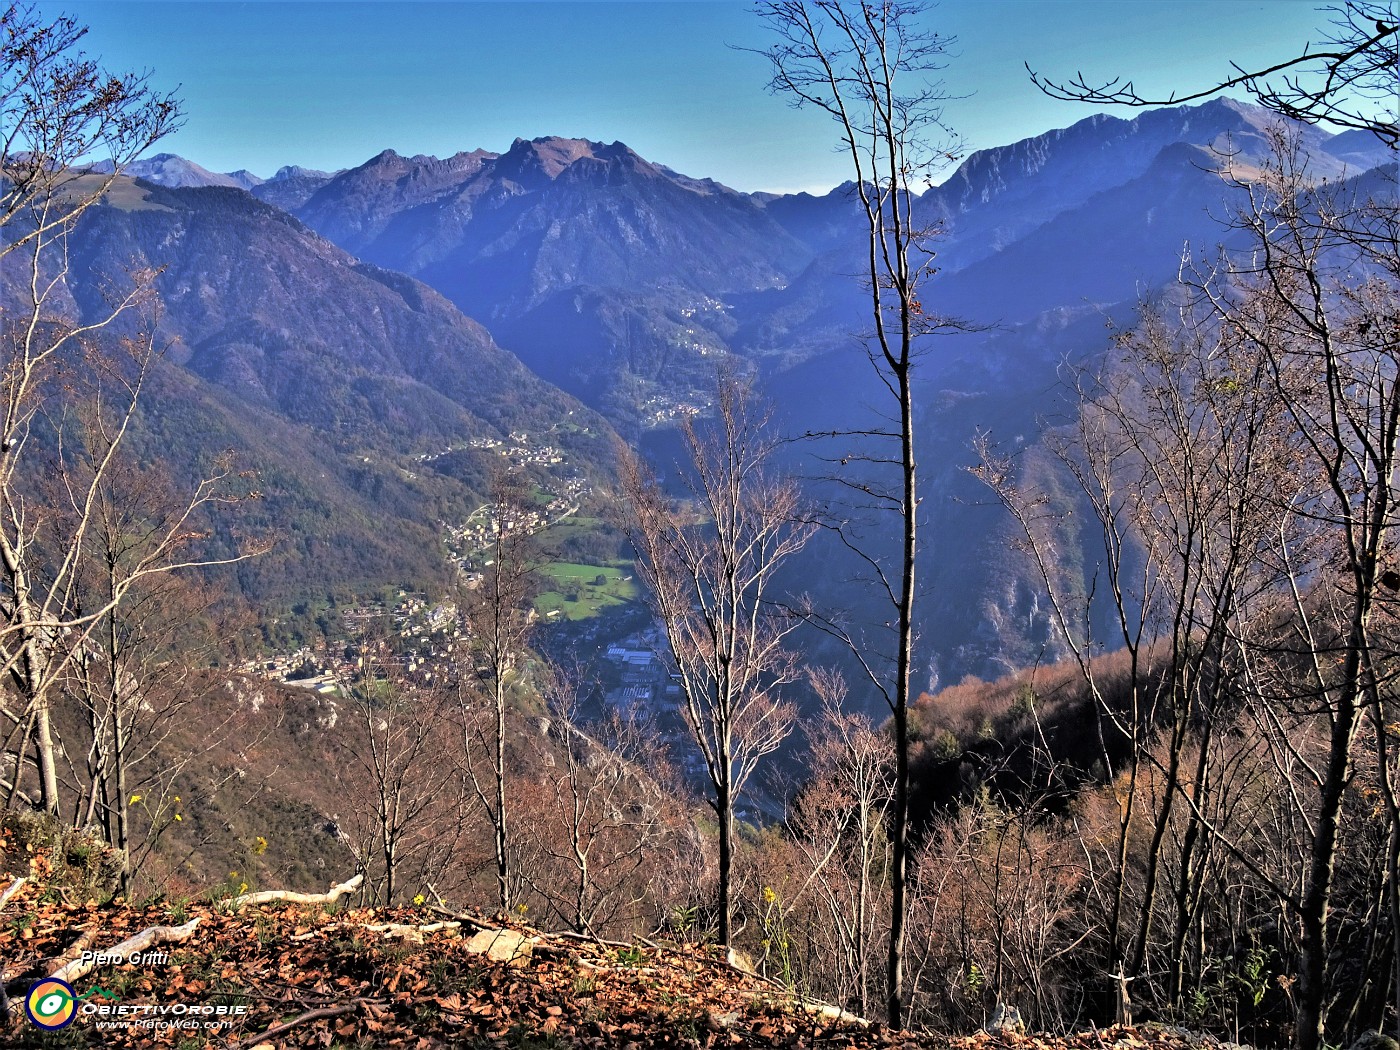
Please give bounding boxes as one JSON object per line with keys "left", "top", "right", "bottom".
{"left": 887, "top": 365, "right": 916, "bottom": 1029}
{"left": 33, "top": 702, "right": 59, "bottom": 816}
{"left": 107, "top": 594, "right": 132, "bottom": 897}
{"left": 384, "top": 835, "right": 397, "bottom": 904}
{"left": 717, "top": 774, "right": 733, "bottom": 948}
{"left": 113, "top": 703, "right": 131, "bottom": 898}
{"left": 495, "top": 677, "right": 510, "bottom": 913}
{"left": 5, "top": 710, "right": 35, "bottom": 809}
{"left": 1293, "top": 646, "right": 1362, "bottom": 1050}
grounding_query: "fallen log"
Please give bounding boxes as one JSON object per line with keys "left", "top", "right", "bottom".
{"left": 49, "top": 918, "right": 201, "bottom": 984}
{"left": 362, "top": 920, "right": 461, "bottom": 941}
{"left": 796, "top": 995, "right": 869, "bottom": 1027}
{"left": 45, "top": 928, "right": 99, "bottom": 975}
{"left": 228, "top": 873, "right": 363, "bottom": 910}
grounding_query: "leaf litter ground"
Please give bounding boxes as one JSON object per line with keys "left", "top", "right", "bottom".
{"left": 0, "top": 870, "right": 1258, "bottom": 1049}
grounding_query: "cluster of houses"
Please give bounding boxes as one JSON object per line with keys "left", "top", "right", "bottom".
{"left": 498, "top": 430, "right": 565, "bottom": 467}
{"left": 445, "top": 476, "right": 588, "bottom": 566}
{"left": 599, "top": 626, "right": 736, "bottom": 795}
{"left": 676, "top": 293, "right": 730, "bottom": 320}
{"left": 240, "top": 426, "right": 597, "bottom": 697}
{"left": 416, "top": 427, "right": 575, "bottom": 478}
{"left": 241, "top": 597, "right": 761, "bottom": 813}
{"left": 414, "top": 434, "right": 504, "bottom": 464}
{"left": 237, "top": 592, "right": 468, "bottom": 694}
{"left": 639, "top": 393, "right": 709, "bottom": 428}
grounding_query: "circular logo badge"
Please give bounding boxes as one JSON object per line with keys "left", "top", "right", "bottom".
{"left": 26, "top": 978, "right": 77, "bottom": 1030}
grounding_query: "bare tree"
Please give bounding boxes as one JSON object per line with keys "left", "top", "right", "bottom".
{"left": 621, "top": 373, "right": 812, "bottom": 950}
{"left": 0, "top": 312, "right": 262, "bottom": 815}
{"left": 1, "top": 3, "right": 182, "bottom": 261}
{"left": 978, "top": 288, "right": 1313, "bottom": 1007}
{"left": 974, "top": 124, "right": 1400, "bottom": 1045}
{"left": 456, "top": 471, "right": 541, "bottom": 913}
{"left": 786, "top": 670, "right": 895, "bottom": 1015}
{"left": 518, "top": 667, "right": 681, "bottom": 937}
{"left": 341, "top": 648, "right": 459, "bottom": 906}
{"left": 1020, "top": 7, "right": 1399, "bottom": 1042}
{"left": 754, "top": 0, "right": 964, "bottom": 1024}
{"left": 1198, "top": 132, "right": 1399, "bottom": 1050}
{"left": 1, "top": 4, "right": 273, "bottom": 820}
{"left": 59, "top": 466, "right": 244, "bottom": 896}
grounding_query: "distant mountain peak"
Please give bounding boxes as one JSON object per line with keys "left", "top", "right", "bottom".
{"left": 226, "top": 169, "right": 265, "bottom": 190}
{"left": 497, "top": 136, "right": 650, "bottom": 181}
{"left": 419, "top": 149, "right": 498, "bottom": 176}
{"left": 505, "top": 136, "right": 597, "bottom": 175}
{"left": 446, "top": 148, "right": 499, "bottom": 165}
{"left": 104, "top": 153, "right": 248, "bottom": 190}
{"left": 271, "top": 164, "right": 337, "bottom": 182}
{"left": 1197, "top": 94, "right": 1273, "bottom": 122}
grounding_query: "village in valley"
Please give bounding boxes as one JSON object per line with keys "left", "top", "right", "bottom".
{"left": 232, "top": 421, "right": 717, "bottom": 792}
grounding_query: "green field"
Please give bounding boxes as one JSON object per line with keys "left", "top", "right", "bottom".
{"left": 535, "top": 561, "right": 639, "bottom": 621}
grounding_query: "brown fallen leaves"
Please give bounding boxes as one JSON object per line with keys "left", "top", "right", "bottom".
{"left": 0, "top": 869, "right": 1252, "bottom": 1050}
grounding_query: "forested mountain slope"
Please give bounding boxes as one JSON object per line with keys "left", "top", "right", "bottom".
{"left": 4, "top": 177, "right": 613, "bottom": 609}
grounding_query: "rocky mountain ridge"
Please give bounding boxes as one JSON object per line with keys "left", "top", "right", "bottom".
{"left": 124, "top": 102, "right": 1390, "bottom": 435}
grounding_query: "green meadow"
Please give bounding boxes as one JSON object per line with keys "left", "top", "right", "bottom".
{"left": 535, "top": 562, "right": 639, "bottom": 621}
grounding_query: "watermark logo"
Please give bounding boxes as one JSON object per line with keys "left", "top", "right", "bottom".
{"left": 25, "top": 978, "right": 77, "bottom": 1030}
{"left": 23, "top": 980, "right": 248, "bottom": 1034}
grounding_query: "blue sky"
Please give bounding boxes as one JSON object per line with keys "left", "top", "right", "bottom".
{"left": 63, "top": 1, "right": 1328, "bottom": 194}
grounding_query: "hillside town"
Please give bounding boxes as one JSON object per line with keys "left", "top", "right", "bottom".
{"left": 239, "top": 425, "right": 593, "bottom": 694}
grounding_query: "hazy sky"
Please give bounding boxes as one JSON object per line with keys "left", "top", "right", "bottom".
{"left": 62, "top": 0, "right": 1329, "bottom": 194}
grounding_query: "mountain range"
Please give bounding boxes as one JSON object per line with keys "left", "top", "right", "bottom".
{"left": 10, "top": 177, "right": 612, "bottom": 617}
{"left": 20, "top": 98, "right": 1395, "bottom": 679}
